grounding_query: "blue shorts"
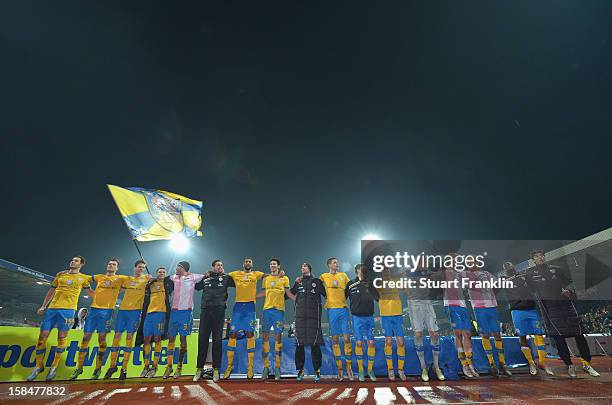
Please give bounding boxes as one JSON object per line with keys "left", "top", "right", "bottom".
{"left": 381, "top": 315, "right": 404, "bottom": 337}
{"left": 474, "top": 307, "right": 501, "bottom": 334}
{"left": 41, "top": 308, "right": 75, "bottom": 332}
{"left": 328, "top": 307, "right": 350, "bottom": 336}
{"left": 352, "top": 315, "right": 375, "bottom": 341}
{"left": 84, "top": 308, "right": 113, "bottom": 334}
{"left": 168, "top": 309, "right": 193, "bottom": 337}
{"left": 262, "top": 308, "right": 284, "bottom": 334}
{"left": 511, "top": 309, "right": 544, "bottom": 336}
{"left": 143, "top": 311, "right": 166, "bottom": 337}
{"left": 115, "top": 309, "right": 142, "bottom": 334}
{"left": 445, "top": 306, "right": 471, "bottom": 331}
{"left": 231, "top": 302, "right": 256, "bottom": 333}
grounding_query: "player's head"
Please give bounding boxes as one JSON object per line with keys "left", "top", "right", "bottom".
{"left": 134, "top": 259, "right": 146, "bottom": 276}
{"left": 354, "top": 263, "right": 366, "bottom": 279}
{"left": 176, "top": 261, "right": 190, "bottom": 275}
{"left": 243, "top": 257, "right": 253, "bottom": 271}
{"left": 327, "top": 257, "right": 339, "bottom": 272}
{"left": 69, "top": 256, "right": 86, "bottom": 270}
{"left": 212, "top": 259, "right": 224, "bottom": 273}
{"left": 530, "top": 249, "right": 546, "bottom": 265}
{"left": 301, "top": 262, "right": 312, "bottom": 276}
{"left": 107, "top": 258, "right": 120, "bottom": 274}
{"left": 502, "top": 261, "right": 516, "bottom": 276}
{"left": 269, "top": 258, "right": 281, "bottom": 274}
{"left": 156, "top": 266, "right": 167, "bottom": 279}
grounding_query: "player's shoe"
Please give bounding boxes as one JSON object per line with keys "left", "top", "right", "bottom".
{"left": 247, "top": 365, "right": 254, "bottom": 379}
{"left": 146, "top": 367, "right": 157, "bottom": 378}
{"left": 541, "top": 364, "right": 554, "bottom": 376}
{"left": 387, "top": 369, "right": 395, "bottom": 381}
{"left": 69, "top": 368, "right": 83, "bottom": 381}
{"left": 140, "top": 366, "right": 150, "bottom": 378}
{"left": 223, "top": 366, "right": 233, "bottom": 379}
{"left": 119, "top": 369, "right": 127, "bottom": 380}
{"left": 337, "top": 370, "right": 344, "bottom": 382}
{"left": 173, "top": 367, "right": 182, "bottom": 379}
{"left": 584, "top": 364, "right": 600, "bottom": 377}
{"left": 434, "top": 367, "right": 446, "bottom": 381}
{"left": 420, "top": 368, "right": 429, "bottom": 382}
{"left": 398, "top": 370, "right": 407, "bottom": 381}
{"left": 262, "top": 367, "right": 270, "bottom": 380}
{"left": 104, "top": 366, "right": 118, "bottom": 379}
{"left": 489, "top": 363, "right": 499, "bottom": 378}
{"left": 462, "top": 364, "right": 474, "bottom": 378}
{"left": 193, "top": 368, "right": 203, "bottom": 382}
{"left": 92, "top": 368, "right": 102, "bottom": 380}
{"left": 27, "top": 367, "right": 44, "bottom": 382}
{"left": 468, "top": 364, "right": 480, "bottom": 377}
{"left": 163, "top": 366, "right": 173, "bottom": 379}
{"left": 213, "top": 369, "right": 220, "bottom": 382}
{"left": 500, "top": 364, "right": 513, "bottom": 376}
{"left": 45, "top": 367, "right": 57, "bottom": 381}
{"left": 528, "top": 363, "right": 538, "bottom": 375}
{"left": 346, "top": 367, "right": 354, "bottom": 381}
{"left": 567, "top": 365, "right": 577, "bottom": 378}
{"left": 367, "top": 370, "right": 376, "bottom": 382}
{"left": 296, "top": 369, "right": 304, "bottom": 382}
{"left": 358, "top": 371, "right": 365, "bottom": 382}
{"left": 274, "top": 368, "right": 281, "bottom": 381}
{"left": 314, "top": 371, "right": 321, "bottom": 382}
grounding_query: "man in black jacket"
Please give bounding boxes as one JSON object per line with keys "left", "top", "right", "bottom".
{"left": 526, "top": 249, "right": 600, "bottom": 378}
{"left": 290, "top": 262, "right": 326, "bottom": 382}
{"left": 345, "top": 264, "right": 379, "bottom": 382}
{"left": 193, "top": 259, "right": 235, "bottom": 382}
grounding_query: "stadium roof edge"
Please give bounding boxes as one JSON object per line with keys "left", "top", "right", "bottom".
{"left": 0, "top": 258, "right": 53, "bottom": 283}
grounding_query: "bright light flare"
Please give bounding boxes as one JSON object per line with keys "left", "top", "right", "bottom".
{"left": 362, "top": 233, "right": 381, "bottom": 240}
{"left": 170, "top": 233, "right": 190, "bottom": 253}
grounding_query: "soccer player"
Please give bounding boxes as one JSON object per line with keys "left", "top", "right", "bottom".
{"left": 405, "top": 265, "right": 445, "bottom": 382}
{"left": 224, "top": 257, "right": 264, "bottom": 379}
{"left": 70, "top": 258, "right": 126, "bottom": 380}
{"left": 141, "top": 267, "right": 172, "bottom": 378}
{"left": 104, "top": 259, "right": 150, "bottom": 380}
{"left": 193, "top": 259, "right": 235, "bottom": 382}
{"left": 257, "top": 258, "right": 293, "bottom": 381}
{"left": 27, "top": 256, "right": 93, "bottom": 381}
{"left": 163, "top": 261, "right": 205, "bottom": 379}
{"left": 377, "top": 268, "right": 407, "bottom": 381}
{"left": 502, "top": 261, "right": 550, "bottom": 375}
{"left": 463, "top": 264, "right": 512, "bottom": 377}
{"left": 526, "top": 249, "right": 600, "bottom": 378}
{"left": 291, "top": 263, "right": 326, "bottom": 382}
{"left": 320, "top": 257, "right": 353, "bottom": 381}
{"left": 345, "top": 264, "right": 379, "bottom": 382}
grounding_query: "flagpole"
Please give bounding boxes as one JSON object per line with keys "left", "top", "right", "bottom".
{"left": 132, "top": 239, "right": 151, "bottom": 275}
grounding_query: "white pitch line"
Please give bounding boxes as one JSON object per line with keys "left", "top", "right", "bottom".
{"left": 318, "top": 388, "right": 338, "bottom": 400}
{"left": 206, "top": 380, "right": 236, "bottom": 400}
{"left": 396, "top": 387, "right": 416, "bottom": 404}
{"left": 355, "top": 388, "right": 368, "bottom": 404}
{"left": 185, "top": 384, "right": 217, "bottom": 405}
{"left": 171, "top": 386, "right": 181, "bottom": 399}
{"left": 374, "top": 387, "right": 396, "bottom": 405}
{"left": 99, "top": 388, "right": 133, "bottom": 403}
{"left": 138, "top": 388, "right": 147, "bottom": 392}
{"left": 278, "top": 388, "right": 322, "bottom": 405}
{"left": 413, "top": 386, "right": 446, "bottom": 405}
{"left": 237, "top": 390, "right": 266, "bottom": 401}
{"left": 336, "top": 388, "right": 353, "bottom": 400}
{"left": 48, "top": 390, "right": 84, "bottom": 405}
{"left": 76, "top": 389, "right": 105, "bottom": 404}
{"left": 152, "top": 386, "right": 164, "bottom": 394}
{"left": 435, "top": 386, "right": 471, "bottom": 403}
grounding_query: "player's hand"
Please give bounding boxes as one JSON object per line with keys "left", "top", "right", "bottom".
{"left": 295, "top": 276, "right": 302, "bottom": 284}
{"left": 279, "top": 270, "right": 286, "bottom": 277}
{"left": 37, "top": 307, "right": 45, "bottom": 315}
{"left": 561, "top": 288, "right": 572, "bottom": 298}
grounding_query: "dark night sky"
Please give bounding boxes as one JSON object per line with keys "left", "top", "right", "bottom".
{"left": 2, "top": 1, "right": 611, "bottom": 289}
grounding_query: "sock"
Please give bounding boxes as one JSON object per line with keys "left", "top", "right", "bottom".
{"left": 397, "top": 343, "right": 405, "bottom": 371}
{"left": 274, "top": 341, "right": 282, "bottom": 369}
{"left": 458, "top": 349, "right": 468, "bottom": 367}
{"left": 367, "top": 345, "right": 375, "bottom": 372}
{"left": 581, "top": 359, "right": 591, "bottom": 367}
{"left": 355, "top": 345, "right": 364, "bottom": 373}
{"left": 332, "top": 343, "right": 342, "bottom": 372}
{"left": 495, "top": 339, "right": 506, "bottom": 364}
{"left": 247, "top": 336, "right": 255, "bottom": 371}
{"left": 466, "top": 351, "right": 473, "bottom": 365}
{"left": 521, "top": 346, "right": 535, "bottom": 366}
{"left": 262, "top": 340, "right": 270, "bottom": 368}
{"left": 153, "top": 341, "right": 162, "bottom": 368}
{"left": 482, "top": 338, "right": 494, "bottom": 366}
{"left": 109, "top": 334, "right": 121, "bottom": 368}
{"left": 178, "top": 347, "right": 186, "bottom": 368}
{"left": 534, "top": 335, "right": 547, "bottom": 365}
{"left": 431, "top": 342, "right": 441, "bottom": 369}
{"left": 344, "top": 341, "right": 353, "bottom": 373}
{"left": 122, "top": 336, "right": 134, "bottom": 369}
{"left": 35, "top": 336, "right": 48, "bottom": 369}
{"left": 167, "top": 341, "right": 176, "bottom": 367}
{"left": 226, "top": 337, "right": 236, "bottom": 368}
{"left": 51, "top": 337, "right": 67, "bottom": 368}
{"left": 143, "top": 343, "right": 151, "bottom": 367}
{"left": 96, "top": 341, "right": 107, "bottom": 369}
{"left": 77, "top": 340, "right": 89, "bottom": 368}
{"left": 384, "top": 342, "right": 393, "bottom": 371}
{"left": 415, "top": 335, "right": 426, "bottom": 369}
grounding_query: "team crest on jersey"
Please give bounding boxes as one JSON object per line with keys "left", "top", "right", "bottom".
{"left": 143, "top": 190, "right": 183, "bottom": 233}
{"left": 156, "top": 285, "right": 161, "bottom": 291}
{"left": 271, "top": 281, "right": 276, "bottom": 287}
{"left": 66, "top": 279, "right": 73, "bottom": 285}
{"left": 218, "top": 277, "right": 223, "bottom": 281}
{"left": 130, "top": 281, "right": 137, "bottom": 287}
{"left": 333, "top": 280, "right": 338, "bottom": 287}
{"left": 104, "top": 281, "right": 111, "bottom": 287}
{"left": 312, "top": 282, "right": 316, "bottom": 288}
{"left": 243, "top": 275, "right": 249, "bottom": 280}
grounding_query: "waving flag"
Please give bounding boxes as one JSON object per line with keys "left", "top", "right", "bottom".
{"left": 107, "top": 184, "right": 203, "bottom": 241}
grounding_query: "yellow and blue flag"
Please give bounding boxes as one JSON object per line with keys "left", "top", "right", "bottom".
{"left": 107, "top": 184, "right": 203, "bottom": 241}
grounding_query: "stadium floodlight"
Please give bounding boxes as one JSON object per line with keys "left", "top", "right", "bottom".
{"left": 170, "top": 233, "right": 190, "bottom": 253}
{"left": 362, "top": 233, "right": 381, "bottom": 240}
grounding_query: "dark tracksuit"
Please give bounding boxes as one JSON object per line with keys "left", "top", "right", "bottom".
{"left": 195, "top": 273, "right": 235, "bottom": 369}
{"left": 345, "top": 277, "right": 380, "bottom": 317}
